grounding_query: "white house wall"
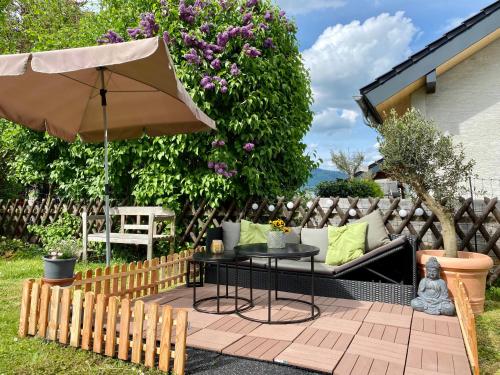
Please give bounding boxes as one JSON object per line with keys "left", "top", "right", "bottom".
{"left": 410, "top": 37, "right": 500, "bottom": 198}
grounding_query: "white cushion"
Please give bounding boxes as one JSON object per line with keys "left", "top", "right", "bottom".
{"left": 222, "top": 221, "right": 240, "bottom": 251}
{"left": 300, "top": 227, "right": 329, "bottom": 262}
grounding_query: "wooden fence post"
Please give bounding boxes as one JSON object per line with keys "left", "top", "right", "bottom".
{"left": 18, "top": 279, "right": 33, "bottom": 337}
{"left": 173, "top": 309, "right": 189, "bottom": 375}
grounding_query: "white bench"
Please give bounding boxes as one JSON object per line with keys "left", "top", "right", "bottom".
{"left": 82, "top": 206, "right": 175, "bottom": 261}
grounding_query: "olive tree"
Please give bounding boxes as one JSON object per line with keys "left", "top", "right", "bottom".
{"left": 376, "top": 108, "right": 475, "bottom": 257}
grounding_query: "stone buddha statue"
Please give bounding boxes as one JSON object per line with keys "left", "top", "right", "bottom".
{"left": 411, "top": 257, "right": 455, "bottom": 316}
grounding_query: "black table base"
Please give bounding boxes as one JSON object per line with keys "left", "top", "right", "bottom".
{"left": 188, "top": 260, "right": 253, "bottom": 315}
{"left": 235, "top": 256, "right": 320, "bottom": 324}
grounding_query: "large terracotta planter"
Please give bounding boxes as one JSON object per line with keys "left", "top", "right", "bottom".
{"left": 416, "top": 250, "right": 493, "bottom": 314}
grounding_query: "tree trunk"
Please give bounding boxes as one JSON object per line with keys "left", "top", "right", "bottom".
{"left": 418, "top": 190, "right": 458, "bottom": 258}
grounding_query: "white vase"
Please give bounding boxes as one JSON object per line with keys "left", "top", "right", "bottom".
{"left": 267, "top": 231, "right": 285, "bottom": 248}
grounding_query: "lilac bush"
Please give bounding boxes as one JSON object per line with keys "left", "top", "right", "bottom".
{"left": 32, "top": 0, "right": 317, "bottom": 208}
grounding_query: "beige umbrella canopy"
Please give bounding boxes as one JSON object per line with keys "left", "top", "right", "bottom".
{"left": 0, "top": 36, "right": 216, "bottom": 264}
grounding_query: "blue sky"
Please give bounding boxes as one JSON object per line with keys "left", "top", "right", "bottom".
{"left": 274, "top": 0, "right": 493, "bottom": 170}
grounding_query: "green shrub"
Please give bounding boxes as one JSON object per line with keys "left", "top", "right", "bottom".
{"left": 0, "top": 236, "right": 43, "bottom": 259}
{"left": 315, "top": 179, "right": 384, "bottom": 198}
{"left": 28, "top": 212, "right": 81, "bottom": 253}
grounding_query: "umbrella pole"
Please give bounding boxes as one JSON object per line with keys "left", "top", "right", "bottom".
{"left": 99, "top": 68, "right": 111, "bottom": 266}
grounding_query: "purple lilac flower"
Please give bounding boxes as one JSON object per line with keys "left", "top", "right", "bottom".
{"left": 209, "top": 43, "right": 224, "bottom": 53}
{"left": 259, "top": 23, "right": 269, "bottom": 30}
{"left": 246, "top": 0, "right": 258, "bottom": 7}
{"left": 211, "top": 140, "right": 226, "bottom": 148}
{"left": 127, "top": 27, "right": 143, "bottom": 39}
{"left": 200, "top": 23, "right": 211, "bottom": 34}
{"left": 211, "top": 58, "right": 222, "bottom": 70}
{"left": 140, "top": 12, "right": 159, "bottom": 37}
{"left": 201, "top": 75, "right": 216, "bottom": 90}
{"left": 181, "top": 32, "right": 196, "bottom": 46}
{"left": 217, "top": 31, "right": 230, "bottom": 47}
{"left": 179, "top": 0, "right": 197, "bottom": 23}
{"left": 163, "top": 31, "right": 172, "bottom": 44}
{"left": 264, "top": 10, "right": 273, "bottom": 21}
{"left": 243, "top": 142, "right": 255, "bottom": 152}
{"left": 98, "top": 30, "right": 124, "bottom": 44}
{"left": 184, "top": 48, "right": 201, "bottom": 65}
{"left": 220, "top": 79, "right": 227, "bottom": 86}
{"left": 228, "top": 26, "right": 240, "bottom": 38}
{"left": 220, "top": 85, "right": 228, "bottom": 94}
{"left": 208, "top": 161, "right": 215, "bottom": 169}
{"left": 279, "top": 10, "right": 286, "bottom": 17}
{"left": 240, "top": 24, "right": 254, "bottom": 39}
{"left": 230, "top": 63, "right": 240, "bottom": 76}
{"left": 219, "top": 0, "right": 229, "bottom": 9}
{"left": 194, "top": 0, "right": 206, "bottom": 8}
{"left": 243, "top": 43, "right": 261, "bottom": 58}
{"left": 204, "top": 49, "right": 214, "bottom": 61}
{"left": 263, "top": 37, "right": 275, "bottom": 49}
{"left": 242, "top": 12, "right": 253, "bottom": 25}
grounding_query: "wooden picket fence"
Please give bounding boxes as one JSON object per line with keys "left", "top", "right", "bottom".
{"left": 454, "top": 278, "right": 479, "bottom": 375}
{"left": 72, "top": 250, "right": 195, "bottom": 299}
{"left": 18, "top": 250, "right": 199, "bottom": 374}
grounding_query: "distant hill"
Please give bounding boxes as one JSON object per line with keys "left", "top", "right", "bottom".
{"left": 305, "top": 168, "right": 346, "bottom": 189}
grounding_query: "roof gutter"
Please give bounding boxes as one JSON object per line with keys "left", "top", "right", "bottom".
{"left": 355, "top": 95, "right": 383, "bottom": 126}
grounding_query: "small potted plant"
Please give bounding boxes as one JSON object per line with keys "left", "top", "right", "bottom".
{"left": 377, "top": 108, "right": 493, "bottom": 313}
{"left": 43, "top": 239, "right": 80, "bottom": 285}
{"left": 268, "top": 219, "right": 290, "bottom": 248}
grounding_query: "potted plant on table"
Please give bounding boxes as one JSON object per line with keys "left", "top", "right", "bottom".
{"left": 268, "top": 219, "right": 290, "bottom": 249}
{"left": 43, "top": 239, "right": 80, "bottom": 286}
{"left": 376, "top": 108, "right": 493, "bottom": 313}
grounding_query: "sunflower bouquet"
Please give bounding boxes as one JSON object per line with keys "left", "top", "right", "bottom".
{"left": 269, "top": 219, "right": 290, "bottom": 233}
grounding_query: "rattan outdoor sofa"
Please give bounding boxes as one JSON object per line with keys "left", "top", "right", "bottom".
{"left": 203, "top": 230, "right": 419, "bottom": 305}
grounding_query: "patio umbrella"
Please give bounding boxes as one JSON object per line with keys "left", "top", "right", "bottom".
{"left": 0, "top": 37, "right": 216, "bottom": 265}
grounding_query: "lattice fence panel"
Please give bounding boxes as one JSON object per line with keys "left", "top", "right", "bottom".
{"left": 1, "top": 196, "right": 499, "bottom": 260}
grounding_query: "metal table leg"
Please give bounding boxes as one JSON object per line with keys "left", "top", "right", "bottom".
{"left": 311, "top": 255, "right": 315, "bottom": 318}
{"left": 216, "top": 262, "right": 220, "bottom": 314}
{"left": 275, "top": 258, "right": 280, "bottom": 315}
{"left": 268, "top": 257, "right": 272, "bottom": 323}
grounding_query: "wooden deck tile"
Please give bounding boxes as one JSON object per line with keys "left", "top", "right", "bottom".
{"left": 405, "top": 340, "right": 471, "bottom": 375}
{"left": 369, "top": 359, "right": 389, "bottom": 375}
{"left": 364, "top": 310, "right": 412, "bottom": 328}
{"left": 331, "top": 298, "right": 372, "bottom": 310}
{"left": 247, "top": 322, "right": 305, "bottom": 341}
{"left": 186, "top": 328, "right": 242, "bottom": 352}
{"left": 351, "top": 355, "right": 374, "bottom": 375}
{"left": 334, "top": 352, "right": 359, "bottom": 375}
{"left": 408, "top": 330, "right": 467, "bottom": 355}
{"left": 275, "top": 343, "right": 343, "bottom": 373}
{"left": 311, "top": 316, "right": 362, "bottom": 335}
{"left": 187, "top": 310, "right": 225, "bottom": 329}
{"left": 223, "top": 336, "right": 291, "bottom": 361}
{"left": 347, "top": 335, "right": 407, "bottom": 366}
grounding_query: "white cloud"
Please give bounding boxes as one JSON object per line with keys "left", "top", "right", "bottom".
{"left": 303, "top": 11, "right": 418, "bottom": 114}
{"left": 312, "top": 107, "right": 358, "bottom": 134}
{"left": 275, "top": 0, "right": 346, "bottom": 15}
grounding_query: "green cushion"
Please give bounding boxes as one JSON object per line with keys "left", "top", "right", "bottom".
{"left": 356, "top": 209, "right": 390, "bottom": 252}
{"left": 238, "top": 219, "right": 271, "bottom": 245}
{"left": 325, "top": 222, "right": 368, "bottom": 266}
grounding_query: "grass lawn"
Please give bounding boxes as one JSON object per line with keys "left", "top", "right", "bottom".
{"left": 0, "top": 256, "right": 498, "bottom": 374}
{"left": 0, "top": 257, "right": 164, "bottom": 374}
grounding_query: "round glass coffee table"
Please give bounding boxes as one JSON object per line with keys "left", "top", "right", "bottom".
{"left": 233, "top": 243, "right": 321, "bottom": 324}
{"left": 188, "top": 251, "right": 253, "bottom": 314}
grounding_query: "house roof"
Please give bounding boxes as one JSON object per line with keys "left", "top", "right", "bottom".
{"left": 357, "top": 0, "right": 500, "bottom": 123}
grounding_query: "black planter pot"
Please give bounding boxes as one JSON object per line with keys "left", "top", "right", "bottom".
{"left": 43, "top": 256, "right": 77, "bottom": 280}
